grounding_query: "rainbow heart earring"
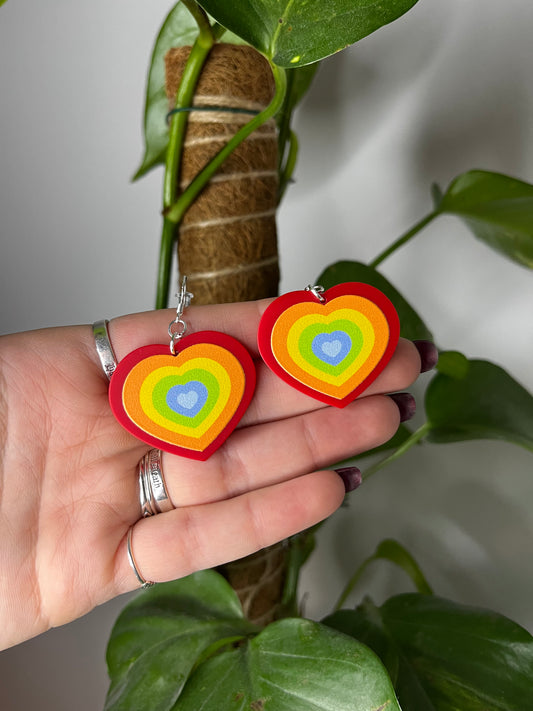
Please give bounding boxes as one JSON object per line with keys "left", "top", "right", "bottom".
{"left": 257, "top": 282, "right": 400, "bottom": 407}
{"left": 109, "top": 277, "right": 256, "bottom": 460}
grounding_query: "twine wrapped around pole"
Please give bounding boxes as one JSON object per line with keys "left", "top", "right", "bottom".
{"left": 165, "top": 44, "right": 280, "bottom": 304}
{"left": 165, "top": 44, "right": 287, "bottom": 624}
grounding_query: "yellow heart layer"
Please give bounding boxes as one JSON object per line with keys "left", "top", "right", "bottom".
{"left": 271, "top": 295, "right": 390, "bottom": 400}
{"left": 122, "top": 343, "right": 244, "bottom": 452}
{"left": 138, "top": 358, "right": 231, "bottom": 437}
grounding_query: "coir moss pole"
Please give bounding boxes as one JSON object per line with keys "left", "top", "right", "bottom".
{"left": 165, "top": 44, "right": 280, "bottom": 304}
{"left": 165, "top": 44, "right": 287, "bottom": 624}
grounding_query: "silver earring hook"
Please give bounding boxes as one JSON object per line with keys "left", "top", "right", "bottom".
{"left": 168, "top": 275, "right": 194, "bottom": 355}
{"left": 305, "top": 284, "right": 326, "bottom": 303}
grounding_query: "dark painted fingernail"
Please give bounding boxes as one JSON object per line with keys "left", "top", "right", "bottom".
{"left": 335, "top": 466, "right": 362, "bottom": 493}
{"left": 413, "top": 340, "right": 439, "bottom": 373}
{"left": 389, "top": 392, "right": 416, "bottom": 422}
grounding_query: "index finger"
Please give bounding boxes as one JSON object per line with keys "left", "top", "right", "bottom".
{"left": 109, "top": 299, "right": 272, "bottom": 362}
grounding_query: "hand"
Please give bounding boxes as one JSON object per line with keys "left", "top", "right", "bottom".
{"left": 0, "top": 299, "right": 424, "bottom": 649}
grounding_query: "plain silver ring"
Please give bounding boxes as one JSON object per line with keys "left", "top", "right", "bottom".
{"left": 139, "top": 449, "right": 174, "bottom": 517}
{"left": 92, "top": 319, "right": 117, "bottom": 380}
{"left": 127, "top": 527, "right": 155, "bottom": 589}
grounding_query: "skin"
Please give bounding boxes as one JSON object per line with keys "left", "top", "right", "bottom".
{"left": 0, "top": 299, "right": 421, "bottom": 650}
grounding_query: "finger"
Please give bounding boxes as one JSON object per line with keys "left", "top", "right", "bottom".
{"left": 108, "top": 299, "right": 272, "bottom": 361}
{"left": 154, "top": 393, "right": 402, "bottom": 508}
{"left": 106, "top": 305, "right": 423, "bottom": 400}
{"left": 114, "top": 469, "right": 346, "bottom": 593}
{"left": 106, "top": 296, "right": 419, "bottom": 425}
{"left": 364, "top": 338, "right": 422, "bottom": 394}
{"left": 242, "top": 337, "right": 421, "bottom": 427}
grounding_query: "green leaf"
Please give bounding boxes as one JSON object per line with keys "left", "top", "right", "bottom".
{"left": 334, "top": 539, "right": 432, "bottom": 611}
{"left": 282, "top": 63, "right": 318, "bottom": 113}
{"left": 324, "top": 594, "right": 533, "bottom": 711}
{"left": 425, "top": 355, "right": 533, "bottom": 451}
{"left": 105, "top": 571, "right": 255, "bottom": 711}
{"left": 317, "top": 260, "right": 433, "bottom": 341}
{"left": 438, "top": 170, "right": 533, "bottom": 268}
{"left": 134, "top": 3, "right": 249, "bottom": 180}
{"left": 434, "top": 350, "right": 469, "bottom": 379}
{"left": 277, "top": 63, "right": 319, "bottom": 197}
{"left": 197, "top": 0, "right": 420, "bottom": 68}
{"left": 370, "top": 540, "right": 433, "bottom": 595}
{"left": 134, "top": 2, "right": 201, "bottom": 180}
{"left": 175, "top": 618, "right": 401, "bottom": 710}
{"left": 277, "top": 62, "right": 318, "bottom": 153}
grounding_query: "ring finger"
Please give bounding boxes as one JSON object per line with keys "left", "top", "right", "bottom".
{"left": 137, "top": 392, "right": 403, "bottom": 511}
{"left": 243, "top": 337, "right": 421, "bottom": 427}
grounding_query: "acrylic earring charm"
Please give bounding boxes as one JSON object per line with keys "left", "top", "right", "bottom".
{"left": 257, "top": 282, "right": 400, "bottom": 407}
{"left": 109, "top": 277, "right": 256, "bottom": 460}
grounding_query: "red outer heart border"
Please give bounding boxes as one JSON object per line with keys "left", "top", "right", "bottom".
{"left": 108, "top": 331, "right": 256, "bottom": 461}
{"left": 257, "top": 282, "right": 400, "bottom": 408}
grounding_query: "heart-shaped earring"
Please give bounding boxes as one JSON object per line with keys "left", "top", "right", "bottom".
{"left": 257, "top": 282, "right": 399, "bottom": 407}
{"left": 109, "top": 277, "right": 256, "bottom": 460}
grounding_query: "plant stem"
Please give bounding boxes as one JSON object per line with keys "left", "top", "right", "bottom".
{"left": 281, "top": 528, "right": 318, "bottom": 615}
{"left": 333, "top": 539, "right": 433, "bottom": 611}
{"left": 163, "top": 12, "right": 214, "bottom": 211}
{"left": 334, "top": 556, "right": 376, "bottom": 612}
{"left": 362, "top": 422, "right": 431, "bottom": 483}
{"left": 165, "top": 62, "right": 287, "bottom": 226}
{"left": 331, "top": 425, "right": 431, "bottom": 612}
{"left": 156, "top": 7, "right": 215, "bottom": 309}
{"left": 156, "top": 218, "right": 177, "bottom": 310}
{"left": 278, "top": 130, "right": 299, "bottom": 203}
{"left": 369, "top": 212, "right": 438, "bottom": 269}
{"left": 181, "top": 0, "right": 212, "bottom": 33}
{"left": 276, "top": 67, "right": 295, "bottom": 173}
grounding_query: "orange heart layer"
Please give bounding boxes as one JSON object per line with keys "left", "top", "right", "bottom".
{"left": 258, "top": 283, "right": 399, "bottom": 407}
{"left": 109, "top": 331, "right": 256, "bottom": 460}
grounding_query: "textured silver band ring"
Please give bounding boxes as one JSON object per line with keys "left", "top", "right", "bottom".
{"left": 127, "top": 527, "right": 155, "bottom": 589}
{"left": 92, "top": 319, "right": 117, "bottom": 380}
{"left": 139, "top": 449, "right": 174, "bottom": 517}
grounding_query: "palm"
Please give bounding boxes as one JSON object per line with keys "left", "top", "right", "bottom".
{"left": 0, "top": 325, "right": 144, "bottom": 645}
{"left": 0, "top": 302, "right": 421, "bottom": 649}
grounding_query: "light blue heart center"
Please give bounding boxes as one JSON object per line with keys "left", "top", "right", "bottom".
{"left": 312, "top": 331, "right": 352, "bottom": 366}
{"left": 177, "top": 391, "right": 198, "bottom": 410}
{"left": 322, "top": 340, "right": 342, "bottom": 358}
{"left": 166, "top": 381, "right": 208, "bottom": 418}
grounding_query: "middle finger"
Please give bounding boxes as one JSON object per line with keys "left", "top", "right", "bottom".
{"left": 241, "top": 337, "right": 421, "bottom": 427}
{"left": 152, "top": 392, "right": 402, "bottom": 508}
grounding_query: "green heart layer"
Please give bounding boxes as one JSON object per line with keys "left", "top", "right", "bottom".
{"left": 298, "top": 319, "right": 364, "bottom": 376}
{"left": 151, "top": 368, "right": 220, "bottom": 427}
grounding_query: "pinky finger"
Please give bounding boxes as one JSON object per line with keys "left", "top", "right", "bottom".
{"left": 114, "top": 469, "right": 347, "bottom": 593}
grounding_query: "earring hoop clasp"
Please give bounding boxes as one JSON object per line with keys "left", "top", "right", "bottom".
{"left": 168, "top": 275, "right": 194, "bottom": 355}
{"left": 305, "top": 284, "right": 326, "bottom": 303}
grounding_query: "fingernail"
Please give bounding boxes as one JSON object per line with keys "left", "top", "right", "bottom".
{"left": 389, "top": 392, "right": 416, "bottom": 422}
{"left": 413, "top": 340, "right": 439, "bottom": 373}
{"left": 335, "top": 466, "right": 362, "bottom": 493}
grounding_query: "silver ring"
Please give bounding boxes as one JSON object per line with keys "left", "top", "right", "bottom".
{"left": 92, "top": 319, "right": 118, "bottom": 380}
{"left": 127, "top": 527, "right": 155, "bottom": 589}
{"left": 139, "top": 449, "right": 174, "bottom": 517}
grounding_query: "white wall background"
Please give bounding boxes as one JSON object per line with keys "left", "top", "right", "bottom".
{"left": 1, "top": 1, "right": 533, "bottom": 708}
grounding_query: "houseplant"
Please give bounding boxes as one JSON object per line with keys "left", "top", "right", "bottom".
{"left": 2, "top": 1, "right": 528, "bottom": 711}
{"left": 102, "top": 2, "right": 533, "bottom": 709}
